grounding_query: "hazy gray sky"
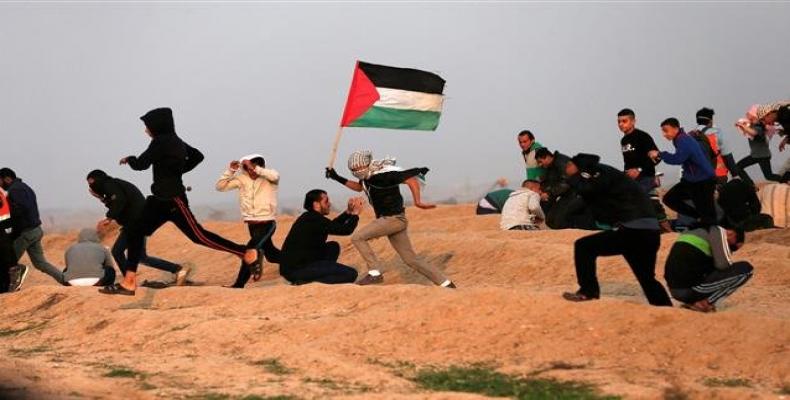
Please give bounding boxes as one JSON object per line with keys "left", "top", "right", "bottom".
{"left": 1, "top": 2, "right": 788, "bottom": 212}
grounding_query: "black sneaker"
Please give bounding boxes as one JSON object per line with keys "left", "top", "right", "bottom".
{"left": 357, "top": 273, "right": 383, "bottom": 286}
{"left": 562, "top": 291, "right": 599, "bottom": 302}
{"left": 8, "top": 264, "right": 28, "bottom": 292}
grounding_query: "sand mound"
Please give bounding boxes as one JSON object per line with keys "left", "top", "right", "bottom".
{"left": 1, "top": 204, "right": 788, "bottom": 399}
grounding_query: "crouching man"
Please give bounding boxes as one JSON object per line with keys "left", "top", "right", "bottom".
{"left": 279, "top": 190, "right": 363, "bottom": 285}
{"left": 664, "top": 225, "right": 753, "bottom": 312}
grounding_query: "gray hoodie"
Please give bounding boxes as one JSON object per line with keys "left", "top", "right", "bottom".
{"left": 63, "top": 228, "right": 115, "bottom": 282}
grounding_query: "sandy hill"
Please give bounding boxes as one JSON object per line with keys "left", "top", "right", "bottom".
{"left": 0, "top": 204, "right": 788, "bottom": 399}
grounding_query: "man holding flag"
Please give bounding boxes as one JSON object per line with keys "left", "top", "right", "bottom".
{"left": 324, "top": 61, "right": 455, "bottom": 287}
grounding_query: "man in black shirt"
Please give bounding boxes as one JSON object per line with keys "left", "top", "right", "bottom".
{"left": 279, "top": 190, "right": 362, "bottom": 285}
{"left": 326, "top": 150, "right": 456, "bottom": 288}
{"left": 617, "top": 108, "right": 670, "bottom": 232}
{"left": 86, "top": 170, "right": 188, "bottom": 284}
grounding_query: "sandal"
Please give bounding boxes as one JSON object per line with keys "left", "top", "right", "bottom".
{"left": 98, "top": 283, "right": 136, "bottom": 296}
{"left": 562, "top": 291, "right": 599, "bottom": 302}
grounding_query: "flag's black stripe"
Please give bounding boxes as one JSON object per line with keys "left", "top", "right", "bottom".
{"left": 358, "top": 61, "right": 445, "bottom": 94}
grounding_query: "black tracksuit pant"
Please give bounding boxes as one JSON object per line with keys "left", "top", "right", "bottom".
{"left": 125, "top": 194, "right": 246, "bottom": 273}
{"left": 281, "top": 242, "right": 358, "bottom": 285}
{"left": 0, "top": 233, "right": 15, "bottom": 293}
{"left": 663, "top": 179, "right": 717, "bottom": 226}
{"left": 574, "top": 228, "right": 672, "bottom": 306}
{"left": 231, "top": 221, "right": 282, "bottom": 288}
{"left": 668, "top": 261, "right": 754, "bottom": 305}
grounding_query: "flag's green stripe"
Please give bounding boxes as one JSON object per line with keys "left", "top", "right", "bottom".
{"left": 348, "top": 106, "right": 441, "bottom": 131}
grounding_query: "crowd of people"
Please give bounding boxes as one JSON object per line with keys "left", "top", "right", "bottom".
{"left": 0, "top": 101, "right": 787, "bottom": 313}
{"left": 486, "top": 101, "right": 789, "bottom": 311}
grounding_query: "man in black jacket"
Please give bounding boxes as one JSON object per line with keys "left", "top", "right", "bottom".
{"left": 0, "top": 168, "right": 63, "bottom": 287}
{"left": 86, "top": 169, "right": 189, "bottom": 284}
{"left": 0, "top": 189, "right": 21, "bottom": 293}
{"left": 535, "top": 148, "right": 595, "bottom": 230}
{"left": 100, "top": 108, "right": 253, "bottom": 295}
{"left": 326, "top": 150, "right": 455, "bottom": 288}
{"left": 279, "top": 190, "right": 362, "bottom": 285}
{"left": 561, "top": 153, "right": 672, "bottom": 306}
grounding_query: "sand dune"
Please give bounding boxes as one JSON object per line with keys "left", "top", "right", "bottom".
{"left": 1, "top": 204, "right": 788, "bottom": 399}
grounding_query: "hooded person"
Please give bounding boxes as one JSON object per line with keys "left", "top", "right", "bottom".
{"left": 561, "top": 153, "right": 672, "bottom": 306}
{"left": 101, "top": 107, "right": 257, "bottom": 296}
{"left": 86, "top": 169, "right": 189, "bottom": 285}
{"left": 325, "top": 150, "right": 456, "bottom": 287}
{"left": 734, "top": 105, "right": 782, "bottom": 186}
{"left": 63, "top": 228, "right": 116, "bottom": 287}
{"left": 216, "top": 153, "right": 282, "bottom": 288}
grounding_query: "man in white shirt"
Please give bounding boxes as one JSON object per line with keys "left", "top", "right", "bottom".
{"left": 500, "top": 180, "right": 545, "bottom": 231}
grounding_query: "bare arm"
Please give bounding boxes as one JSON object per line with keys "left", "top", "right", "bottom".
{"left": 405, "top": 177, "right": 435, "bottom": 209}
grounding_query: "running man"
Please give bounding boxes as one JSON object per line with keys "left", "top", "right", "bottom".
{"left": 561, "top": 153, "right": 672, "bottom": 306}
{"left": 86, "top": 169, "right": 189, "bottom": 285}
{"left": 216, "top": 154, "right": 282, "bottom": 288}
{"left": 326, "top": 150, "right": 456, "bottom": 287}
{"left": 664, "top": 225, "right": 753, "bottom": 312}
{"left": 100, "top": 107, "right": 256, "bottom": 295}
{"left": 0, "top": 168, "right": 62, "bottom": 287}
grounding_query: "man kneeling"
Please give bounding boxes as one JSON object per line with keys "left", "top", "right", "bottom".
{"left": 64, "top": 228, "right": 117, "bottom": 287}
{"left": 279, "top": 190, "right": 363, "bottom": 285}
{"left": 664, "top": 225, "right": 753, "bottom": 312}
{"left": 500, "top": 179, "right": 544, "bottom": 231}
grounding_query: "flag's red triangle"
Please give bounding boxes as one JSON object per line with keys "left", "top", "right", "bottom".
{"left": 340, "top": 62, "right": 380, "bottom": 127}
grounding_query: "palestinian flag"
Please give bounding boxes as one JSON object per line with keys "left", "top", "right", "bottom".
{"left": 340, "top": 61, "right": 445, "bottom": 131}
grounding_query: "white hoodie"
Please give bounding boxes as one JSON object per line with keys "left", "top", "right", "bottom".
{"left": 500, "top": 188, "right": 544, "bottom": 230}
{"left": 216, "top": 165, "right": 279, "bottom": 222}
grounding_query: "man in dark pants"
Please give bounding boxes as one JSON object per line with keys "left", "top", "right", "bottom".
{"left": 617, "top": 108, "right": 670, "bottom": 232}
{"left": 561, "top": 153, "right": 672, "bottom": 306}
{"left": 535, "top": 148, "right": 595, "bottom": 230}
{"left": 649, "top": 118, "right": 717, "bottom": 227}
{"left": 100, "top": 107, "right": 254, "bottom": 295}
{"left": 664, "top": 226, "right": 753, "bottom": 312}
{"left": 279, "top": 190, "right": 362, "bottom": 285}
{"left": 86, "top": 169, "right": 189, "bottom": 284}
{"left": 0, "top": 168, "right": 63, "bottom": 286}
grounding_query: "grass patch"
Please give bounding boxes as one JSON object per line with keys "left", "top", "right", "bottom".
{"left": 0, "top": 322, "right": 47, "bottom": 337}
{"left": 8, "top": 345, "right": 51, "bottom": 356}
{"left": 413, "top": 365, "right": 619, "bottom": 400}
{"left": 703, "top": 377, "right": 752, "bottom": 388}
{"left": 252, "top": 358, "right": 293, "bottom": 375}
{"left": 103, "top": 366, "right": 146, "bottom": 379}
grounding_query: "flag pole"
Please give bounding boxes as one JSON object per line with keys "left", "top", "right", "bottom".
{"left": 327, "top": 125, "right": 345, "bottom": 168}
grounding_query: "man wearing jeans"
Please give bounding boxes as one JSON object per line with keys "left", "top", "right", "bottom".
{"left": 0, "top": 168, "right": 63, "bottom": 287}
{"left": 279, "top": 190, "right": 361, "bottom": 285}
{"left": 326, "top": 150, "right": 456, "bottom": 288}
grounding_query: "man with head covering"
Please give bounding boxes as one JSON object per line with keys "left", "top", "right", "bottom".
{"left": 734, "top": 104, "right": 782, "bottom": 186}
{"left": 62, "top": 228, "right": 117, "bottom": 287}
{"left": 216, "top": 153, "right": 282, "bottom": 288}
{"left": 561, "top": 153, "right": 672, "bottom": 306}
{"left": 755, "top": 101, "right": 790, "bottom": 182}
{"left": 101, "top": 107, "right": 256, "bottom": 295}
{"left": 325, "top": 151, "right": 456, "bottom": 287}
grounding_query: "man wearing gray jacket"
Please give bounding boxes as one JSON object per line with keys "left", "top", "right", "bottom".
{"left": 63, "top": 228, "right": 116, "bottom": 287}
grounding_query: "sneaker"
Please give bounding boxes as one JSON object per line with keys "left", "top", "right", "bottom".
{"left": 445, "top": 282, "right": 457, "bottom": 289}
{"left": 357, "top": 273, "right": 383, "bottom": 286}
{"left": 174, "top": 265, "right": 191, "bottom": 286}
{"left": 9, "top": 264, "right": 29, "bottom": 292}
{"left": 562, "top": 291, "right": 599, "bottom": 302}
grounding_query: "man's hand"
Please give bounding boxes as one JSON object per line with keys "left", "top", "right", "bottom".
{"left": 415, "top": 201, "right": 437, "bottom": 210}
{"left": 625, "top": 168, "right": 641, "bottom": 179}
{"left": 119, "top": 157, "right": 129, "bottom": 165}
{"left": 540, "top": 191, "right": 549, "bottom": 201}
{"left": 241, "top": 159, "right": 255, "bottom": 171}
{"left": 230, "top": 160, "right": 240, "bottom": 170}
{"left": 96, "top": 218, "right": 114, "bottom": 231}
{"left": 346, "top": 197, "right": 365, "bottom": 215}
{"left": 647, "top": 150, "right": 660, "bottom": 160}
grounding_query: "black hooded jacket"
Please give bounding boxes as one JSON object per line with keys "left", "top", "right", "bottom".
{"left": 568, "top": 154, "right": 656, "bottom": 226}
{"left": 541, "top": 151, "right": 572, "bottom": 202}
{"left": 126, "top": 108, "right": 204, "bottom": 199}
{"left": 89, "top": 173, "right": 146, "bottom": 227}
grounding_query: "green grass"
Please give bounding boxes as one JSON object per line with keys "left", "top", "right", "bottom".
{"left": 252, "top": 358, "right": 293, "bottom": 375}
{"left": 8, "top": 345, "right": 51, "bottom": 356}
{"left": 702, "top": 377, "right": 752, "bottom": 388}
{"left": 412, "top": 365, "right": 619, "bottom": 400}
{"left": 0, "top": 322, "right": 47, "bottom": 337}
{"left": 102, "top": 366, "right": 146, "bottom": 379}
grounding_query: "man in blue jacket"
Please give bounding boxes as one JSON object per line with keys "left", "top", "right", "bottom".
{"left": 0, "top": 168, "right": 63, "bottom": 287}
{"left": 649, "top": 118, "right": 716, "bottom": 227}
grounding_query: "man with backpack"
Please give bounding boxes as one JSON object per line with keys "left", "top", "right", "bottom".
{"left": 649, "top": 118, "right": 717, "bottom": 227}
{"left": 689, "top": 107, "right": 733, "bottom": 185}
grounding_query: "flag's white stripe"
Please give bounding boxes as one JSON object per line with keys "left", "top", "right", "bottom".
{"left": 373, "top": 88, "right": 444, "bottom": 113}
